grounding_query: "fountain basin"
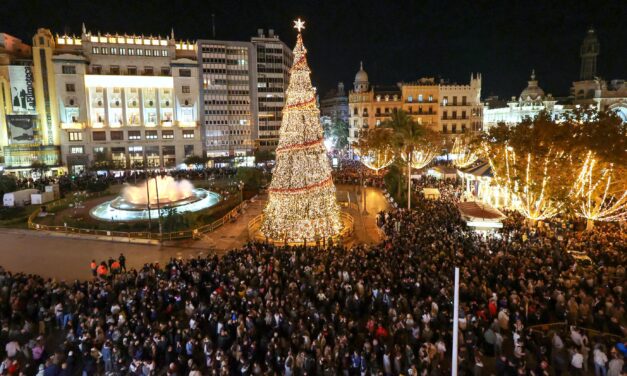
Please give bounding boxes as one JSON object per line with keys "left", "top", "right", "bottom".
{"left": 90, "top": 188, "right": 221, "bottom": 222}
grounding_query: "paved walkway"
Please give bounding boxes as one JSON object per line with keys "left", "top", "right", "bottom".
{"left": 0, "top": 185, "right": 388, "bottom": 280}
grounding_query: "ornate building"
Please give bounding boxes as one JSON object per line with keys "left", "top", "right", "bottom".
{"left": 348, "top": 62, "right": 483, "bottom": 147}
{"left": 571, "top": 28, "right": 626, "bottom": 121}
{"left": 53, "top": 26, "right": 201, "bottom": 173}
{"left": 483, "top": 70, "right": 564, "bottom": 129}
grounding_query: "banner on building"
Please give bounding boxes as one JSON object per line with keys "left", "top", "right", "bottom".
{"left": 8, "top": 66, "right": 36, "bottom": 114}
{"left": 6, "top": 115, "right": 37, "bottom": 144}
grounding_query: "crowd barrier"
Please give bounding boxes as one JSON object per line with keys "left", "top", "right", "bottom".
{"left": 528, "top": 322, "right": 623, "bottom": 343}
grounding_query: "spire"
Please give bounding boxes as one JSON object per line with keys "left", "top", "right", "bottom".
{"left": 360, "top": 61, "right": 364, "bottom": 71}
{"left": 81, "top": 22, "right": 86, "bottom": 35}
{"left": 170, "top": 28, "right": 175, "bottom": 40}
{"left": 530, "top": 69, "right": 536, "bottom": 81}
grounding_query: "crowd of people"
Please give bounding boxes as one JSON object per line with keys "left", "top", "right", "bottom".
{"left": 0, "top": 178, "right": 625, "bottom": 375}
{"left": 332, "top": 160, "right": 386, "bottom": 188}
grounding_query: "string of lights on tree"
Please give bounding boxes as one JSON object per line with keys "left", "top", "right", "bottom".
{"left": 452, "top": 137, "right": 479, "bottom": 168}
{"left": 260, "top": 19, "right": 342, "bottom": 243}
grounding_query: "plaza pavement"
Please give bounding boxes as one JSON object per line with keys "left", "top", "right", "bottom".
{"left": 0, "top": 185, "right": 388, "bottom": 280}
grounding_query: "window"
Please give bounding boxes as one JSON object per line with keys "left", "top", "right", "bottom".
{"left": 110, "top": 47, "right": 117, "bottom": 55}
{"left": 92, "top": 131, "right": 106, "bottom": 141}
{"left": 462, "top": 96, "right": 467, "bottom": 105}
{"left": 162, "top": 130, "right": 174, "bottom": 139}
{"left": 68, "top": 132, "right": 82, "bottom": 141}
{"left": 145, "top": 130, "right": 158, "bottom": 140}
{"left": 428, "top": 95, "right": 433, "bottom": 102}
{"left": 92, "top": 47, "right": 100, "bottom": 54}
{"left": 452, "top": 124, "right": 457, "bottom": 134}
{"left": 182, "top": 85, "right": 190, "bottom": 94}
{"left": 127, "top": 66, "right": 137, "bottom": 75}
{"left": 143, "top": 66, "right": 153, "bottom": 75}
{"left": 91, "top": 65, "right": 102, "bottom": 74}
{"left": 110, "top": 131, "right": 124, "bottom": 140}
{"left": 128, "top": 48, "right": 135, "bottom": 56}
{"left": 376, "top": 119, "right": 381, "bottom": 126}
{"left": 62, "top": 65, "right": 76, "bottom": 74}
{"left": 145, "top": 49, "right": 152, "bottom": 57}
{"left": 128, "top": 131, "right": 141, "bottom": 140}
{"left": 137, "top": 48, "right": 144, "bottom": 56}
{"left": 462, "top": 111, "right": 467, "bottom": 119}
{"left": 453, "top": 96, "right": 458, "bottom": 105}
{"left": 161, "top": 50, "right": 168, "bottom": 57}
{"left": 442, "top": 125, "right": 448, "bottom": 133}
{"left": 65, "top": 83, "right": 75, "bottom": 92}
{"left": 407, "top": 96, "right": 413, "bottom": 102}
{"left": 161, "top": 67, "right": 170, "bottom": 75}
{"left": 179, "top": 69, "right": 191, "bottom": 77}
{"left": 93, "top": 147, "right": 105, "bottom": 154}
{"left": 101, "top": 47, "right": 109, "bottom": 55}
{"left": 182, "top": 130, "right": 195, "bottom": 139}
{"left": 452, "top": 111, "right": 457, "bottom": 119}
{"left": 109, "top": 65, "right": 120, "bottom": 74}
{"left": 184, "top": 145, "right": 194, "bottom": 157}
{"left": 70, "top": 146, "right": 84, "bottom": 154}
{"left": 119, "top": 47, "right": 126, "bottom": 55}
{"left": 418, "top": 94, "right": 423, "bottom": 102}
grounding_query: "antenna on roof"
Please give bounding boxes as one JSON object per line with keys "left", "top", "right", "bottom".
{"left": 212, "top": 14, "right": 216, "bottom": 38}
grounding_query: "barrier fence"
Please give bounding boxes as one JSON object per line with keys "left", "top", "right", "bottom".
{"left": 528, "top": 322, "right": 623, "bottom": 343}
{"left": 28, "top": 199, "right": 250, "bottom": 242}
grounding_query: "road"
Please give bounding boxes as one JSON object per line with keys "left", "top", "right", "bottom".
{"left": 0, "top": 185, "right": 389, "bottom": 280}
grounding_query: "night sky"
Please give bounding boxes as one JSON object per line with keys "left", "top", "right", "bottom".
{"left": 3, "top": 0, "right": 626, "bottom": 98}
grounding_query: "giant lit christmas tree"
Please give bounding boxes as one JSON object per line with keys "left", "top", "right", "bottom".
{"left": 261, "top": 19, "right": 342, "bottom": 243}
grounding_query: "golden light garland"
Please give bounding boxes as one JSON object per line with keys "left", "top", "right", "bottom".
{"left": 571, "top": 152, "right": 627, "bottom": 222}
{"left": 400, "top": 148, "right": 438, "bottom": 169}
{"left": 260, "top": 22, "right": 342, "bottom": 243}
{"left": 452, "top": 137, "right": 479, "bottom": 168}
{"left": 354, "top": 147, "right": 395, "bottom": 172}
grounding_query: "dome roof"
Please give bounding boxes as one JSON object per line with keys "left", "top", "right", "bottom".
{"left": 355, "top": 61, "right": 368, "bottom": 83}
{"left": 520, "top": 70, "right": 545, "bottom": 101}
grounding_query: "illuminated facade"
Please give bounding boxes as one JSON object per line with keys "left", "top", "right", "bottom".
{"left": 53, "top": 27, "right": 201, "bottom": 173}
{"left": 320, "top": 82, "right": 349, "bottom": 124}
{"left": 348, "top": 62, "right": 483, "bottom": 146}
{"left": 483, "top": 70, "right": 565, "bottom": 129}
{"left": 0, "top": 30, "right": 63, "bottom": 175}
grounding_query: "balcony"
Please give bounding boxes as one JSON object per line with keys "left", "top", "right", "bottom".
{"left": 61, "top": 122, "right": 85, "bottom": 130}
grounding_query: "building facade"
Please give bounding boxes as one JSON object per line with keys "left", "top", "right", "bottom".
{"left": 251, "top": 29, "right": 292, "bottom": 151}
{"left": 483, "top": 70, "right": 565, "bottom": 129}
{"left": 52, "top": 27, "right": 201, "bottom": 173}
{"left": 320, "top": 82, "right": 349, "bottom": 125}
{"left": 0, "top": 30, "right": 64, "bottom": 175}
{"left": 348, "top": 62, "right": 483, "bottom": 146}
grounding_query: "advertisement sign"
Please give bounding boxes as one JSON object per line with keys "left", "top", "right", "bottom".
{"left": 9, "top": 65, "right": 36, "bottom": 113}
{"left": 6, "top": 115, "right": 37, "bottom": 144}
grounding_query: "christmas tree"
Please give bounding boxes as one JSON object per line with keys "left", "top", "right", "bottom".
{"left": 261, "top": 19, "right": 342, "bottom": 243}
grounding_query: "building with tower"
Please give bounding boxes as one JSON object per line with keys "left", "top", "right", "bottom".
{"left": 571, "top": 28, "right": 626, "bottom": 122}
{"left": 483, "top": 70, "right": 565, "bottom": 129}
{"left": 348, "top": 62, "right": 483, "bottom": 147}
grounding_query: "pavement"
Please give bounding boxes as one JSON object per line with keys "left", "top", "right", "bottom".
{"left": 0, "top": 185, "right": 388, "bottom": 281}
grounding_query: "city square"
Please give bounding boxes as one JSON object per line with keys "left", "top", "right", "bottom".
{"left": 0, "top": 1, "right": 625, "bottom": 375}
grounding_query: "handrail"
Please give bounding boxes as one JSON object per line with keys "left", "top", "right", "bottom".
{"left": 28, "top": 197, "right": 253, "bottom": 242}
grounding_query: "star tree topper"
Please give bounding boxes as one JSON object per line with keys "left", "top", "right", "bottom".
{"left": 293, "top": 18, "right": 305, "bottom": 33}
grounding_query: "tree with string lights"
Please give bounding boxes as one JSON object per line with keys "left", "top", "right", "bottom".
{"left": 260, "top": 19, "right": 342, "bottom": 243}
{"left": 353, "top": 127, "right": 395, "bottom": 173}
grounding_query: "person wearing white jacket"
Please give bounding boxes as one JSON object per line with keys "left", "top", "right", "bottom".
{"left": 593, "top": 345, "right": 608, "bottom": 376}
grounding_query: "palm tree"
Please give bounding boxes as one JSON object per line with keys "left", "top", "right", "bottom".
{"left": 383, "top": 110, "right": 436, "bottom": 209}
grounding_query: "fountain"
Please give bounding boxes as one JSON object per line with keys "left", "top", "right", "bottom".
{"left": 90, "top": 176, "right": 221, "bottom": 222}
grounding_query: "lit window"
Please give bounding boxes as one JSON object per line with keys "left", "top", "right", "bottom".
{"left": 68, "top": 132, "right": 83, "bottom": 141}
{"left": 408, "top": 96, "right": 413, "bottom": 102}
{"left": 136, "top": 48, "right": 143, "bottom": 56}
{"left": 92, "top": 47, "right": 100, "bottom": 54}
{"left": 120, "top": 48, "right": 126, "bottom": 55}
{"left": 145, "top": 130, "right": 158, "bottom": 140}
{"left": 183, "top": 130, "right": 195, "bottom": 139}
{"left": 128, "top": 49, "right": 135, "bottom": 56}
{"left": 162, "top": 50, "right": 168, "bottom": 57}
{"left": 162, "top": 130, "right": 174, "bottom": 139}
{"left": 418, "top": 94, "right": 423, "bottom": 102}
{"left": 110, "top": 47, "right": 117, "bottom": 54}
{"left": 128, "top": 131, "right": 141, "bottom": 140}
{"left": 70, "top": 146, "right": 84, "bottom": 154}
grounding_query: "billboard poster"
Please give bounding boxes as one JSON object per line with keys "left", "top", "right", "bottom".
{"left": 6, "top": 114, "right": 37, "bottom": 144}
{"left": 9, "top": 65, "right": 36, "bottom": 114}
